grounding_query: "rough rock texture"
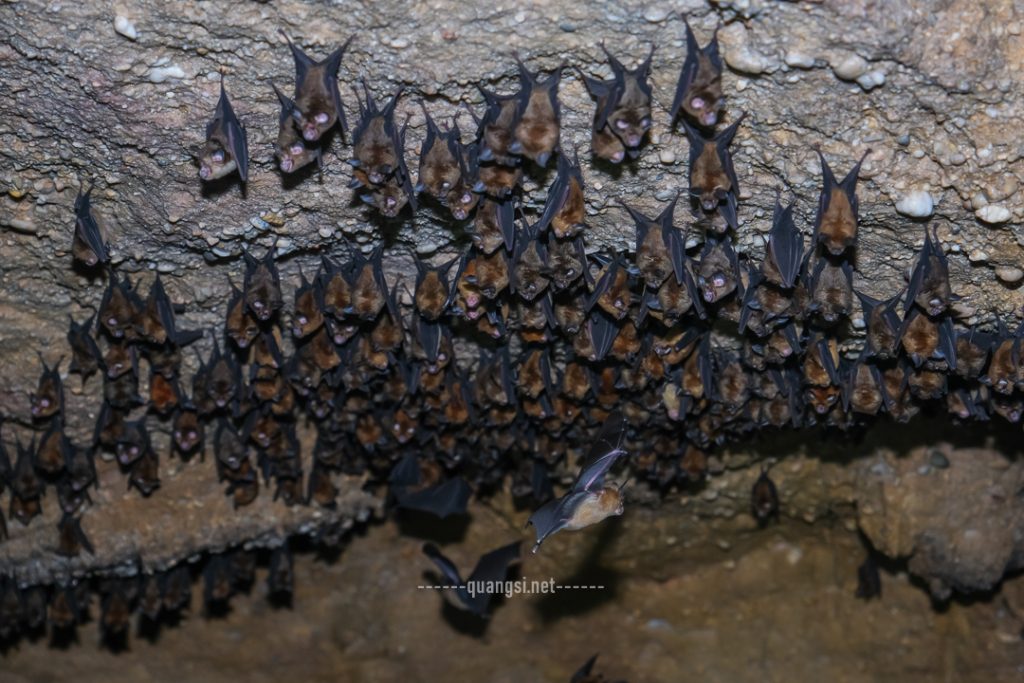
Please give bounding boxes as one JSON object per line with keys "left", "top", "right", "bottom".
{"left": 1, "top": 0, "right": 1024, "bottom": 662}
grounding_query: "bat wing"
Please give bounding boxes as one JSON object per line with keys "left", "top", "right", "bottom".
{"left": 937, "top": 317, "right": 957, "bottom": 371}
{"left": 528, "top": 494, "right": 580, "bottom": 552}
{"left": 589, "top": 311, "right": 617, "bottom": 362}
{"left": 670, "top": 20, "right": 700, "bottom": 121}
{"left": 467, "top": 541, "right": 521, "bottom": 585}
{"left": 535, "top": 155, "right": 570, "bottom": 232}
{"left": 388, "top": 453, "right": 421, "bottom": 487}
{"left": 394, "top": 477, "right": 471, "bottom": 518}
{"left": 572, "top": 411, "right": 626, "bottom": 493}
{"left": 572, "top": 654, "right": 599, "bottom": 683}
{"left": 422, "top": 542, "right": 464, "bottom": 586}
{"left": 530, "top": 460, "right": 554, "bottom": 503}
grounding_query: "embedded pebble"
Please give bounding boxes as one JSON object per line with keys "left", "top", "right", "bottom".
{"left": 928, "top": 451, "right": 950, "bottom": 469}
{"left": 832, "top": 54, "right": 868, "bottom": 81}
{"left": 995, "top": 267, "right": 1024, "bottom": 284}
{"left": 148, "top": 65, "right": 185, "bottom": 83}
{"left": 114, "top": 15, "right": 137, "bottom": 40}
{"left": 968, "top": 249, "right": 988, "bottom": 264}
{"left": 658, "top": 149, "right": 676, "bottom": 164}
{"left": 317, "top": 226, "right": 334, "bottom": 239}
{"left": 156, "top": 262, "right": 176, "bottom": 273}
{"left": 643, "top": 6, "right": 669, "bottom": 22}
{"left": 895, "top": 191, "right": 934, "bottom": 217}
{"left": 416, "top": 241, "right": 439, "bottom": 255}
{"left": 784, "top": 51, "right": 815, "bottom": 69}
{"left": 975, "top": 205, "right": 1011, "bottom": 224}
{"left": 726, "top": 47, "right": 769, "bottom": 75}
{"left": 856, "top": 70, "right": 886, "bottom": 91}
{"left": 559, "top": 22, "right": 576, "bottom": 32}
{"left": 389, "top": 37, "right": 409, "bottom": 49}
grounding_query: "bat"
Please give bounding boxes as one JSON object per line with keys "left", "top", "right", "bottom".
{"left": 71, "top": 185, "right": 109, "bottom": 267}
{"left": 471, "top": 197, "right": 516, "bottom": 255}
{"left": 716, "top": 354, "right": 750, "bottom": 408}
{"left": 671, "top": 19, "right": 723, "bottom": 128}
{"left": 813, "top": 149, "right": 870, "bottom": 256}
{"left": 160, "top": 566, "right": 192, "bottom": 613}
{"left": 416, "top": 104, "right": 463, "bottom": 200}
{"left": 203, "top": 336, "right": 240, "bottom": 410}
{"left": 203, "top": 553, "right": 234, "bottom": 608}
{"left": 347, "top": 246, "right": 389, "bottom": 320}
{"left": 268, "top": 544, "right": 294, "bottom": 597}
{"left": 10, "top": 437, "right": 43, "bottom": 525}
{"left": 808, "top": 256, "right": 853, "bottom": 324}
{"left": 682, "top": 113, "right": 745, "bottom": 229}
{"left": 243, "top": 248, "right": 283, "bottom": 322}
{"left": 954, "top": 326, "right": 993, "bottom": 380}
{"left": 803, "top": 334, "right": 840, "bottom": 387}
{"left": 518, "top": 347, "right": 553, "bottom": 400}
{"left": 578, "top": 70, "right": 626, "bottom": 164}
{"left": 198, "top": 77, "right": 248, "bottom": 184}
{"left": 609, "top": 319, "right": 642, "bottom": 363}
{"left": 20, "top": 585, "right": 47, "bottom": 632}
{"left": 535, "top": 149, "right": 586, "bottom": 239}
{"left": 981, "top": 320, "right": 1018, "bottom": 395}
{"left": 225, "top": 279, "right": 260, "bottom": 349}
{"left": 846, "top": 353, "right": 884, "bottom": 415}
{"left": 545, "top": 233, "right": 588, "bottom": 291}
{"left": 472, "top": 153, "right": 523, "bottom": 198}
{"left": 476, "top": 87, "right": 521, "bottom": 166}
{"left": 597, "top": 44, "right": 655, "bottom": 154}
{"left": 138, "top": 573, "right": 163, "bottom": 622}
{"left": 511, "top": 55, "right": 563, "bottom": 166}
{"left": 66, "top": 311, "right": 102, "bottom": 384}
{"left": 908, "top": 366, "right": 946, "bottom": 400}
{"left": 553, "top": 292, "right": 586, "bottom": 335}
{"left": 291, "top": 264, "right": 325, "bottom": 338}
{"left": 36, "top": 420, "right": 70, "bottom": 476}
{"left": 98, "top": 270, "right": 140, "bottom": 340}
{"left": 99, "top": 580, "right": 136, "bottom": 642}
{"left": 762, "top": 196, "right": 804, "bottom": 289}
{"left": 905, "top": 224, "right": 954, "bottom": 317}
{"left": 230, "top": 549, "right": 258, "bottom": 588}
{"left": 622, "top": 194, "right": 677, "bottom": 288}
{"left": 751, "top": 467, "right": 778, "bottom": 523}
{"left": 350, "top": 83, "right": 405, "bottom": 187}
{"left": 511, "top": 219, "right": 550, "bottom": 301}
{"left": 421, "top": 541, "right": 522, "bottom": 617}
{"left": 527, "top": 411, "right": 628, "bottom": 552}
{"left": 272, "top": 83, "right": 322, "bottom": 174}
{"left": 899, "top": 308, "right": 956, "bottom": 369}
{"left": 370, "top": 286, "right": 405, "bottom": 352}
{"left": 56, "top": 513, "right": 94, "bottom": 557}
{"left": 30, "top": 354, "right": 64, "bottom": 420}
{"left": 281, "top": 31, "right": 353, "bottom": 142}
{"left": 414, "top": 255, "right": 459, "bottom": 321}
{"left": 856, "top": 290, "right": 903, "bottom": 360}
{"left": 696, "top": 236, "right": 740, "bottom": 304}
{"left": 172, "top": 402, "right": 204, "bottom": 457}
{"left": 136, "top": 275, "right": 200, "bottom": 347}
{"left": 856, "top": 553, "right": 881, "bottom": 600}
{"left": 587, "top": 254, "right": 632, "bottom": 320}
{"left": 389, "top": 453, "right": 472, "bottom": 518}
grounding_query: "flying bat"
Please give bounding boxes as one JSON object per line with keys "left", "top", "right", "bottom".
{"left": 421, "top": 540, "right": 521, "bottom": 617}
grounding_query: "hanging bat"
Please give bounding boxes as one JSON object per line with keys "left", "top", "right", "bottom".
{"left": 905, "top": 224, "right": 954, "bottom": 317}
{"left": 98, "top": 270, "right": 140, "bottom": 340}
{"left": 954, "top": 326, "right": 993, "bottom": 380}
{"left": 476, "top": 87, "right": 521, "bottom": 166}
{"left": 472, "top": 197, "right": 516, "bottom": 254}
{"left": 172, "top": 403, "right": 204, "bottom": 457}
{"left": 751, "top": 466, "right": 779, "bottom": 523}
{"left": 267, "top": 543, "right": 294, "bottom": 597}
{"left": 56, "top": 513, "right": 94, "bottom": 557}
{"left": 511, "top": 220, "right": 550, "bottom": 301}
{"left": 511, "top": 55, "right": 563, "bottom": 167}
{"left": 845, "top": 353, "right": 884, "bottom": 415}
{"left": 671, "top": 19, "right": 723, "bottom": 128}
{"left": 243, "top": 248, "right": 283, "bottom": 322}
{"left": 272, "top": 83, "right": 322, "bottom": 174}
{"left": 545, "top": 234, "right": 588, "bottom": 293}
{"left": 71, "top": 185, "right": 110, "bottom": 267}
{"left": 813, "top": 149, "right": 870, "bottom": 256}
{"left": 597, "top": 44, "right": 655, "bottom": 154}
{"left": 981, "top": 319, "right": 1019, "bottom": 395}
{"left": 66, "top": 311, "right": 102, "bottom": 384}
{"left": 30, "top": 354, "right": 64, "bottom": 420}
{"left": 347, "top": 246, "right": 389, "bottom": 320}
{"left": 472, "top": 154, "right": 523, "bottom": 198}
{"left": 350, "top": 83, "right": 404, "bottom": 187}
{"left": 808, "top": 256, "right": 853, "bottom": 324}
{"left": 588, "top": 254, "right": 633, "bottom": 320}
{"left": 803, "top": 334, "right": 840, "bottom": 387}
{"left": 856, "top": 290, "right": 903, "bottom": 360}
{"left": 36, "top": 420, "right": 70, "bottom": 476}
{"left": 280, "top": 31, "right": 353, "bottom": 141}
{"left": 578, "top": 71, "right": 626, "bottom": 164}
{"left": 696, "top": 236, "right": 739, "bottom": 304}
{"left": 389, "top": 453, "right": 472, "bottom": 518}
{"left": 414, "top": 255, "right": 459, "bottom": 321}
{"left": 528, "top": 411, "right": 628, "bottom": 552}
{"left": 290, "top": 264, "right": 325, "bottom": 339}
{"left": 421, "top": 541, "right": 521, "bottom": 617}
{"left": 416, "top": 104, "right": 463, "bottom": 200}
{"left": 224, "top": 278, "right": 260, "bottom": 349}
{"left": 198, "top": 77, "right": 248, "bottom": 184}
{"left": 535, "top": 149, "right": 586, "bottom": 239}
{"left": 899, "top": 307, "right": 957, "bottom": 369}
{"left": 623, "top": 195, "right": 677, "bottom": 288}
{"left": 762, "top": 196, "right": 804, "bottom": 289}
{"left": 682, "top": 112, "right": 745, "bottom": 229}
{"left": 10, "top": 437, "right": 43, "bottom": 525}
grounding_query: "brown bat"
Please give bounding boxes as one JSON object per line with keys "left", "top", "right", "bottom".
{"left": 588, "top": 254, "right": 633, "bottom": 320}
{"left": 98, "top": 270, "right": 141, "bottom": 340}
{"left": 905, "top": 224, "right": 955, "bottom": 317}
{"left": 511, "top": 55, "right": 563, "bottom": 166}
{"left": 56, "top": 513, "right": 95, "bottom": 557}
{"left": 281, "top": 31, "right": 353, "bottom": 142}
{"left": 350, "top": 84, "right": 405, "bottom": 187}
{"left": 414, "top": 256, "right": 459, "bottom": 321}
{"left": 696, "top": 236, "right": 740, "bottom": 304}
{"left": 10, "top": 438, "right": 43, "bottom": 525}
{"left": 908, "top": 367, "right": 946, "bottom": 400}
{"left": 808, "top": 256, "right": 853, "bottom": 324}
{"left": 30, "top": 355, "right": 64, "bottom": 420}
{"left": 511, "top": 220, "right": 550, "bottom": 301}
{"left": 845, "top": 354, "right": 884, "bottom": 415}
{"left": 71, "top": 185, "right": 110, "bottom": 267}
{"left": 813, "top": 149, "right": 870, "bottom": 256}
{"left": 597, "top": 44, "right": 655, "bottom": 154}
{"left": 243, "top": 248, "right": 283, "bottom": 322}
{"left": 899, "top": 308, "right": 956, "bottom": 369}
{"left": 545, "top": 232, "right": 588, "bottom": 292}
{"left": 172, "top": 403, "right": 203, "bottom": 458}
{"left": 535, "top": 149, "right": 586, "bottom": 239}
{"left": 761, "top": 196, "right": 805, "bottom": 289}
{"left": 66, "top": 311, "right": 102, "bottom": 384}
{"left": 198, "top": 77, "right": 249, "bottom": 184}
{"left": 416, "top": 104, "right": 463, "bottom": 200}
{"left": 671, "top": 19, "right": 723, "bottom": 128}
{"left": 471, "top": 196, "right": 515, "bottom": 254}
{"left": 476, "top": 87, "right": 521, "bottom": 166}
{"left": 954, "top": 326, "right": 993, "bottom": 380}
{"left": 622, "top": 195, "right": 678, "bottom": 288}
{"left": 856, "top": 290, "right": 903, "bottom": 360}
{"left": 291, "top": 265, "right": 324, "bottom": 339}
{"left": 578, "top": 70, "right": 627, "bottom": 164}
{"left": 36, "top": 420, "right": 70, "bottom": 476}
{"left": 103, "top": 339, "right": 136, "bottom": 380}
{"left": 682, "top": 113, "right": 745, "bottom": 229}
{"left": 272, "top": 84, "right": 322, "bottom": 175}
{"left": 224, "top": 279, "right": 260, "bottom": 350}
{"left": 348, "top": 246, "right": 390, "bottom": 320}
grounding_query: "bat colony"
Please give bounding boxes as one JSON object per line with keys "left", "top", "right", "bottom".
{"left": 0, "top": 17, "right": 1009, "bottom": 655}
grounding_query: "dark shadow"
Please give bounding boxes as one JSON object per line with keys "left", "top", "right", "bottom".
{"left": 533, "top": 519, "right": 625, "bottom": 623}
{"left": 199, "top": 174, "right": 246, "bottom": 201}
{"left": 394, "top": 509, "right": 472, "bottom": 544}
{"left": 47, "top": 626, "right": 80, "bottom": 649}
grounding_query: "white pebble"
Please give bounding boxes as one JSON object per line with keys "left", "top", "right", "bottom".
{"left": 832, "top": 54, "right": 868, "bottom": 81}
{"left": 968, "top": 249, "right": 988, "bottom": 264}
{"left": 784, "top": 51, "right": 815, "bottom": 69}
{"left": 658, "top": 149, "right": 676, "bottom": 164}
{"left": 895, "top": 191, "right": 934, "bottom": 217}
{"left": 995, "top": 267, "right": 1024, "bottom": 284}
{"left": 114, "top": 15, "right": 137, "bottom": 40}
{"left": 318, "top": 226, "right": 334, "bottom": 239}
{"left": 148, "top": 65, "right": 185, "bottom": 83}
{"left": 976, "top": 205, "right": 1011, "bottom": 224}
{"left": 856, "top": 70, "right": 886, "bottom": 91}
{"left": 390, "top": 37, "right": 409, "bottom": 49}
{"left": 726, "top": 48, "right": 768, "bottom": 75}
{"left": 643, "top": 6, "right": 669, "bottom": 22}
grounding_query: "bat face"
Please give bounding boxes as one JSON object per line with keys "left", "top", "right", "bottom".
{"left": 899, "top": 308, "right": 940, "bottom": 366}
{"left": 849, "top": 359, "right": 883, "bottom": 415}
{"left": 578, "top": 71, "right": 626, "bottom": 164}
{"left": 272, "top": 84, "right": 321, "bottom": 174}
{"left": 601, "top": 45, "right": 655, "bottom": 151}
{"left": 99, "top": 272, "right": 140, "bottom": 340}
{"left": 72, "top": 186, "right": 109, "bottom": 267}
{"left": 696, "top": 237, "right": 739, "bottom": 304}
{"left": 172, "top": 406, "right": 203, "bottom": 454}
{"left": 292, "top": 267, "right": 324, "bottom": 338}
{"left": 907, "top": 224, "right": 953, "bottom": 316}
{"left": 199, "top": 79, "right": 249, "bottom": 183}
{"left": 103, "top": 340, "right": 135, "bottom": 379}
{"left": 536, "top": 150, "right": 586, "bottom": 239}
{"left": 589, "top": 256, "right": 632, "bottom": 320}
{"left": 225, "top": 282, "right": 260, "bottom": 350}
{"left": 955, "top": 328, "right": 992, "bottom": 380}
{"left": 415, "top": 256, "right": 457, "bottom": 321}
{"left": 473, "top": 159, "right": 523, "bottom": 198}
{"left": 31, "top": 358, "right": 63, "bottom": 420}
{"left": 553, "top": 292, "right": 586, "bottom": 334}
{"left": 808, "top": 257, "right": 853, "bottom": 324}
{"left": 281, "top": 32, "right": 353, "bottom": 141}
{"left": 814, "top": 150, "right": 869, "bottom": 256}
{"left": 512, "top": 57, "right": 562, "bottom": 166}
{"left": 57, "top": 513, "right": 94, "bottom": 557}
{"left": 511, "top": 223, "right": 549, "bottom": 301}
{"left": 672, "top": 21, "right": 724, "bottom": 128}
{"left": 477, "top": 90, "right": 521, "bottom": 166}
{"left": 243, "top": 250, "right": 283, "bottom": 322}
{"left": 545, "top": 234, "right": 586, "bottom": 291}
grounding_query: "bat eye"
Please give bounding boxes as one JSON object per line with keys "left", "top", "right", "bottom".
{"left": 690, "top": 96, "right": 705, "bottom": 111}
{"left": 108, "top": 317, "right": 118, "bottom": 327}
{"left": 252, "top": 301, "right": 264, "bottom": 311}
{"left": 640, "top": 118, "right": 652, "bottom": 129}
{"left": 614, "top": 119, "right": 629, "bottom": 131}
{"left": 315, "top": 112, "right": 329, "bottom": 124}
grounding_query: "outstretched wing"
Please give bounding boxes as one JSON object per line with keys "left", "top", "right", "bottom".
{"left": 572, "top": 411, "right": 627, "bottom": 492}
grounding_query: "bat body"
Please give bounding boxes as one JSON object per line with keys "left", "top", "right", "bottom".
{"left": 67, "top": 312, "right": 102, "bottom": 384}
{"left": 511, "top": 56, "right": 563, "bottom": 166}
{"left": 528, "top": 411, "right": 628, "bottom": 552}
{"left": 751, "top": 467, "right": 778, "bottom": 523}
{"left": 243, "top": 249, "right": 283, "bottom": 322}
{"left": 281, "top": 32, "right": 353, "bottom": 141}
{"left": 72, "top": 186, "right": 109, "bottom": 267}
{"left": 696, "top": 236, "right": 739, "bottom": 304}
{"left": 762, "top": 197, "right": 804, "bottom": 289}
{"left": 906, "top": 224, "right": 954, "bottom": 316}
{"left": 198, "top": 79, "right": 248, "bottom": 184}
{"left": 814, "top": 149, "right": 870, "bottom": 255}
{"left": 808, "top": 256, "right": 853, "bottom": 324}
{"left": 272, "top": 84, "right": 322, "bottom": 174}
{"left": 856, "top": 554, "right": 881, "bottom": 600}
{"left": 671, "top": 20, "right": 724, "bottom": 128}
{"left": 511, "top": 221, "right": 550, "bottom": 301}
{"left": 535, "top": 150, "right": 586, "bottom": 238}
{"left": 389, "top": 453, "right": 472, "bottom": 518}
{"left": 416, "top": 106, "right": 464, "bottom": 201}
{"left": 682, "top": 114, "right": 745, "bottom": 229}
{"left": 422, "top": 541, "right": 521, "bottom": 617}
